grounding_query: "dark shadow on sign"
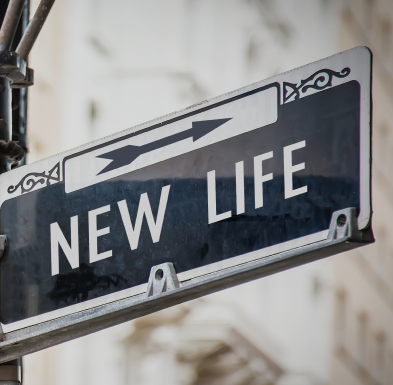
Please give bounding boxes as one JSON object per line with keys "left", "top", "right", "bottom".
{"left": 47, "top": 263, "right": 127, "bottom": 305}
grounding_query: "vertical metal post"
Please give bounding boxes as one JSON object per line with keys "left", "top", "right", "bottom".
{"left": 0, "top": 76, "right": 14, "bottom": 173}
{"left": 11, "top": 0, "right": 29, "bottom": 166}
{"left": 0, "top": 76, "right": 11, "bottom": 142}
{"left": 0, "top": 0, "right": 26, "bottom": 173}
{"left": 0, "top": 1, "right": 26, "bottom": 383}
{"left": 0, "top": 0, "right": 51, "bottom": 379}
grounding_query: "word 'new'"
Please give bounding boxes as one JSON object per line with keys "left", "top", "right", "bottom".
{"left": 50, "top": 186, "right": 171, "bottom": 276}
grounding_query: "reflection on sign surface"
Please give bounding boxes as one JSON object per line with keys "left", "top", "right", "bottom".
{"left": 1, "top": 81, "right": 361, "bottom": 325}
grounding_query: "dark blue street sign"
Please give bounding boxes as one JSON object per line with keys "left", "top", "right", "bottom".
{"left": 0, "top": 47, "right": 373, "bottom": 345}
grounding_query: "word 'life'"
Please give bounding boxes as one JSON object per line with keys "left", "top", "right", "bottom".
{"left": 208, "top": 140, "right": 307, "bottom": 223}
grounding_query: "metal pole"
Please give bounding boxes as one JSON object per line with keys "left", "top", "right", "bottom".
{"left": 11, "top": 0, "right": 29, "bottom": 166}
{"left": 0, "top": 0, "right": 27, "bottom": 379}
{"left": 0, "top": 0, "right": 27, "bottom": 173}
{"left": 0, "top": 77, "right": 12, "bottom": 143}
{"left": 0, "top": 0, "right": 49, "bottom": 380}
{"left": 0, "top": 0, "right": 26, "bottom": 51}
{"left": 16, "top": 0, "right": 55, "bottom": 60}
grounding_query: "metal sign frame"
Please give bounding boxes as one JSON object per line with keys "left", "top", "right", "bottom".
{"left": 0, "top": 207, "right": 373, "bottom": 362}
{"left": 0, "top": 46, "right": 373, "bottom": 360}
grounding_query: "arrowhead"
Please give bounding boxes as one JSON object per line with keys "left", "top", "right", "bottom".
{"left": 191, "top": 118, "right": 232, "bottom": 141}
{"left": 96, "top": 145, "right": 142, "bottom": 175}
{"left": 96, "top": 118, "right": 232, "bottom": 175}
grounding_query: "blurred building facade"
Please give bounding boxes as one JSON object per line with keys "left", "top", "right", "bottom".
{"left": 22, "top": 1, "right": 393, "bottom": 384}
{"left": 331, "top": 0, "right": 393, "bottom": 384}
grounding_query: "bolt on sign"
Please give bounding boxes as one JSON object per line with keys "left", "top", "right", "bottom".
{"left": 0, "top": 46, "right": 373, "bottom": 361}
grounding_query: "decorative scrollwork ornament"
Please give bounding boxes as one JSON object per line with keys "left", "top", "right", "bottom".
{"left": 8, "top": 162, "right": 61, "bottom": 194}
{"left": 283, "top": 67, "right": 351, "bottom": 103}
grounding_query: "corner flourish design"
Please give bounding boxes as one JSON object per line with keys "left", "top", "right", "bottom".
{"left": 8, "top": 162, "right": 61, "bottom": 194}
{"left": 283, "top": 67, "right": 351, "bottom": 103}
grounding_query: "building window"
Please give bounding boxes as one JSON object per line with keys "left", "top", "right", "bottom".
{"left": 335, "top": 290, "right": 347, "bottom": 353}
{"left": 389, "top": 250, "right": 393, "bottom": 297}
{"left": 373, "top": 226, "right": 388, "bottom": 283}
{"left": 373, "top": 333, "right": 386, "bottom": 385}
{"left": 388, "top": 352, "right": 393, "bottom": 385}
{"left": 378, "top": 122, "right": 388, "bottom": 175}
{"left": 379, "top": 19, "right": 391, "bottom": 64}
{"left": 363, "top": 0, "right": 374, "bottom": 32}
{"left": 356, "top": 312, "right": 368, "bottom": 372}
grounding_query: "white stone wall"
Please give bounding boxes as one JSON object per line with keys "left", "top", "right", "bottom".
{"left": 330, "top": 1, "right": 393, "bottom": 384}
{"left": 21, "top": 1, "right": 393, "bottom": 385}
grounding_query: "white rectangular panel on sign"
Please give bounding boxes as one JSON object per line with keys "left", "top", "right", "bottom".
{"left": 64, "top": 86, "right": 278, "bottom": 193}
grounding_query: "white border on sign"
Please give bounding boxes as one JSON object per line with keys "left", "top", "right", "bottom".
{"left": 1, "top": 230, "right": 328, "bottom": 333}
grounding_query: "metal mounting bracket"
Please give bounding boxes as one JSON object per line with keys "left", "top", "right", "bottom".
{"left": 146, "top": 262, "right": 181, "bottom": 297}
{"left": 327, "top": 207, "right": 372, "bottom": 243}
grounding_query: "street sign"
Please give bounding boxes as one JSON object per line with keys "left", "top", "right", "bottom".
{"left": 0, "top": 46, "right": 373, "bottom": 360}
